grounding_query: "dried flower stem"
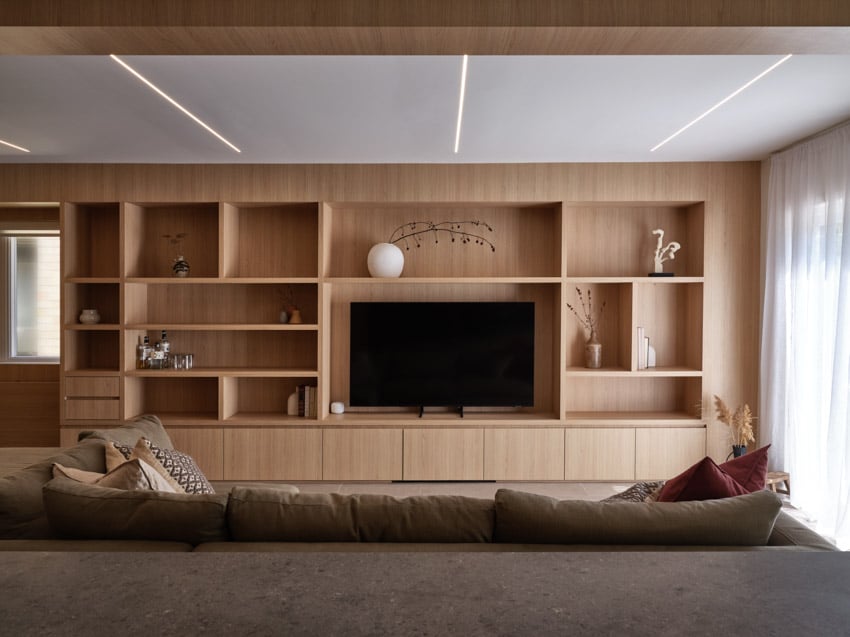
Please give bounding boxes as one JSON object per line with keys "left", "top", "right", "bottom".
{"left": 714, "top": 395, "right": 756, "bottom": 447}
{"left": 389, "top": 220, "right": 495, "bottom": 252}
{"left": 566, "top": 287, "right": 606, "bottom": 335}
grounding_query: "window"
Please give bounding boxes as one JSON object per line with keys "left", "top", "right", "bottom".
{"left": 1, "top": 232, "right": 60, "bottom": 361}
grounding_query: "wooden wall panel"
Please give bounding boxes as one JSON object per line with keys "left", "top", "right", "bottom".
{"left": 635, "top": 427, "right": 706, "bottom": 480}
{"left": 0, "top": 364, "right": 59, "bottom": 447}
{"left": 564, "top": 428, "right": 635, "bottom": 481}
{"left": 484, "top": 428, "right": 564, "bottom": 480}
{"left": 322, "top": 428, "right": 402, "bottom": 481}
{"left": 167, "top": 427, "right": 224, "bottom": 481}
{"left": 403, "top": 428, "right": 484, "bottom": 480}
{"left": 223, "top": 428, "right": 322, "bottom": 480}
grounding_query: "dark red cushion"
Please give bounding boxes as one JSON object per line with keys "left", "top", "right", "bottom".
{"left": 656, "top": 457, "right": 750, "bottom": 502}
{"left": 719, "top": 444, "right": 770, "bottom": 492}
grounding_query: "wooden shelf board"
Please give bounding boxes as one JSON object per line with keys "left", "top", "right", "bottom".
{"left": 325, "top": 277, "right": 562, "bottom": 284}
{"left": 64, "top": 277, "right": 120, "bottom": 284}
{"left": 126, "top": 368, "right": 318, "bottom": 378}
{"left": 565, "top": 366, "right": 702, "bottom": 377}
{"left": 323, "top": 411, "right": 561, "bottom": 426}
{"left": 63, "top": 369, "right": 120, "bottom": 376}
{"left": 564, "top": 411, "right": 704, "bottom": 426}
{"left": 565, "top": 276, "right": 704, "bottom": 284}
{"left": 225, "top": 413, "right": 319, "bottom": 425}
{"left": 125, "top": 277, "right": 318, "bottom": 284}
{"left": 64, "top": 324, "right": 120, "bottom": 331}
{"left": 124, "top": 277, "right": 223, "bottom": 284}
{"left": 129, "top": 412, "right": 219, "bottom": 425}
{"left": 219, "top": 277, "right": 319, "bottom": 284}
{"left": 124, "top": 323, "right": 318, "bottom": 331}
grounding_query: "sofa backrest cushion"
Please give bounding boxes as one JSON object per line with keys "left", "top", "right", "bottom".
{"left": 494, "top": 489, "right": 782, "bottom": 546}
{"left": 43, "top": 478, "right": 229, "bottom": 545}
{"left": 227, "top": 488, "right": 494, "bottom": 543}
{"left": 0, "top": 439, "right": 106, "bottom": 539}
{"left": 80, "top": 414, "right": 174, "bottom": 450}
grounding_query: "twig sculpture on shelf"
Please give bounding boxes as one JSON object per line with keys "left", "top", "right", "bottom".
{"left": 389, "top": 220, "right": 496, "bottom": 252}
{"left": 367, "top": 220, "right": 495, "bottom": 278}
{"left": 162, "top": 233, "right": 189, "bottom": 277}
{"left": 567, "top": 288, "right": 606, "bottom": 369}
{"left": 651, "top": 228, "right": 680, "bottom": 276}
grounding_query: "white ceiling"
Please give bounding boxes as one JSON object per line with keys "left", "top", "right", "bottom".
{"left": 1, "top": 55, "right": 849, "bottom": 163}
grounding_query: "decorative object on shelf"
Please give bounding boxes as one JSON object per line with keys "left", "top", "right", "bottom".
{"left": 287, "top": 392, "right": 299, "bottom": 416}
{"left": 649, "top": 228, "right": 680, "bottom": 277}
{"left": 367, "top": 220, "right": 496, "bottom": 278}
{"left": 714, "top": 395, "right": 756, "bottom": 459}
{"left": 567, "top": 288, "right": 606, "bottom": 369}
{"left": 278, "top": 285, "right": 299, "bottom": 323}
{"left": 636, "top": 327, "right": 657, "bottom": 369}
{"left": 163, "top": 233, "right": 189, "bottom": 277}
{"left": 330, "top": 401, "right": 345, "bottom": 415}
{"left": 171, "top": 353, "right": 193, "bottom": 370}
{"left": 279, "top": 310, "right": 289, "bottom": 324}
{"left": 78, "top": 309, "right": 100, "bottom": 325}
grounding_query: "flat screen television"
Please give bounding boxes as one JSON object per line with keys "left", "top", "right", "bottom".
{"left": 349, "top": 301, "right": 534, "bottom": 410}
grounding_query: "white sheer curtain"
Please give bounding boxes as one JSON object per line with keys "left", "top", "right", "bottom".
{"left": 762, "top": 122, "right": 850, "bottom": 548}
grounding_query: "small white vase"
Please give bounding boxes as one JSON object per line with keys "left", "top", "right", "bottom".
{"left": 367, "top": 242, "right": 404, "bottom": 278}
{"left": 79, "top": 309, "right": 100, "bottom": 325}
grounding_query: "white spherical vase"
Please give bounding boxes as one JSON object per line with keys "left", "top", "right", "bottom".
{"left": 367, "top": 242, "right": 404, "bottom": 278}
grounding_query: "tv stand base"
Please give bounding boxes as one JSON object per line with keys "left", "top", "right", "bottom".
{"left": 417, "top": 406, "right": 465, "bottom": 418}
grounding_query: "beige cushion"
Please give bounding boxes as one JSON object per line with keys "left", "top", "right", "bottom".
{"left": 54, "top": 460, "right": 178, "bottom": 493}
{"left": 42, "top": 478, "right": 229, "bottom": 545}
{"left": 355, "top": 494, "right": 494, "bottom": 542}
{"left": 0, "top": 439, "right": 106, "bottom": 540}
{"left": 494, "top": 489, "right": 783, "bottom": 546}
{"left": 107, "top": 439, "right": 185, "bottom": 493}
{"left": 227, "top": 488, "right": 494, "bottom": 543}
{"left": 81, "top": 414, "right": 174, "bottom": 450}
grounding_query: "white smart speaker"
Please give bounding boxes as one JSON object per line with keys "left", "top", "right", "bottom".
{"left": 330, "top": 401, "right": 345, "bottom": 414}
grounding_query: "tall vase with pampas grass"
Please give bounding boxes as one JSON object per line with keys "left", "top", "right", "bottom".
{"left": 714, "top": 395, "right": 756, "bottom": 459}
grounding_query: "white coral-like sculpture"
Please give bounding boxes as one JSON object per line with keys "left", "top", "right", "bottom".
{"left": 652, "top": 228, "right": 681, "bottom": 274}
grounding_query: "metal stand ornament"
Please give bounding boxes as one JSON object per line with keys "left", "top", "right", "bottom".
{"left": 163, "top": 233, "right": 190, "bottom": 277}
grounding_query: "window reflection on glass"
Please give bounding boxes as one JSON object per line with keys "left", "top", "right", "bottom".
{"left": 11, "top": 236, "right": 60, "bottom": 359}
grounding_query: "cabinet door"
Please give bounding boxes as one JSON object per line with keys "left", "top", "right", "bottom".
{"left": 168, "top": 427, "right": 224, "bottom": 481}
{"left": 564, "top": 428, "right": 635, "bottom": 481}
{"left": 403, "top": 428, "right": 483, "bottom": 481}
{"left": 484, "top": 428, "right": 564, "bottom": 480}
{"left": 323, "top": 428, "right": 402, "bottom": 480}
{"left": 635, "top": 427, "right": 706, "bottom": 480}
{"left": 223, "top": 428, "right": 322, "bottom": 480}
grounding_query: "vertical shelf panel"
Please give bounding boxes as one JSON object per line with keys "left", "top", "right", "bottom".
{"left": 484, "top": 428, "right": 565, "bottom": 480}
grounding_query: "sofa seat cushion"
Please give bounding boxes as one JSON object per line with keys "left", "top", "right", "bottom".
{"left": 0, "top": 539, "right": 194, "bottom": 552}
{"left": 494, "top": 489, "right": 782, "bottom": 546}
{"left": 43, "top": 478, "right": 229, "bottom": 545}
{"left": 0, "top": 439, "right": 106, "bottom": 540}
{"left": 227, "top": 488, "right": 494, "bottom": 543}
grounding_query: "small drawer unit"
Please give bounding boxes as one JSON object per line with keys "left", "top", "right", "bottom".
{"left": 65, "top": 375, "right": 120, "bottom": 420}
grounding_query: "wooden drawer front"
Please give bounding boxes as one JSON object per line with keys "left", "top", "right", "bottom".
{"left": 168, "top": 428, "right": 224, "bottom": 481}
{"left": 635, "top": 427, "right": 706, "bottom": 480}
{"left": 564, "top": 428, "right": 635, "bottom": 481}
{"left": 403, "top": 428, "right": 483, "bottom": 481}
{"left": 66, "top": 376, "right": 119, "bottom": 397}
{"left": 223, "top": 428, "right": 322, "bottom": 480}
{"left": 65, "top": 398, "right": 120, "bottom": 420}
{"left": 484, "top": 428, "right": 565, "bottom": 480}
{"left": 323, "top": 428, "right": 403, "bottom": 481}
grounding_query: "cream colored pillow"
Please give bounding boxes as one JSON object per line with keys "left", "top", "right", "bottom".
{"left": 106, "top": 439, "right": 186, "bottom": 493}
{"left": 53, "top": 459, "right": 178, "bottom": 493}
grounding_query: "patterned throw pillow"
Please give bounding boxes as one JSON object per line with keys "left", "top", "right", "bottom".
{"left": 601, "top": 481, "right": 665, "bottom": 503}
{"left": 145, "top": 441, "right": 215, "bottom": 495}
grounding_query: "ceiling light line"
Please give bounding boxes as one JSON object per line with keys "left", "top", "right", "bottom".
{"left": 0, "top": 139, "right": 30, "bottom": 153}
{"left": 453, "top": 54, "right": 469, "bottom": 154}
{"left": 110, "top": 54, "right": 241, "bottom": 153}
{"left": 651, "top": 53, "right": 793, "bottom": 153}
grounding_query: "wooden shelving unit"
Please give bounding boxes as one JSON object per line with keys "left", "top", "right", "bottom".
{"left": 59, "top": 198, "right": 706, "bottom": 480}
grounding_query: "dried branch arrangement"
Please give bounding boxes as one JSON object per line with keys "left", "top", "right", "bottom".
{"left": 566, "top": 288, "right": 606, "bottom": 335}
{"left": 714, "top": 395, "right": 756, "bottom": 447}
{"left": 389, "top": 220, "right": 495, "bottom": 252}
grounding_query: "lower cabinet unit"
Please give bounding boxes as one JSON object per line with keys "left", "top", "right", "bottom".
{"left": 564, "top": 428, "right": 636, "bottom": 481}
{"left": 167, "top": 427, "right": 224, "bottom": 481}
{"left": 484, "top": 428, "right": 565, "bottom": 480}
{"left": 322, "top": 428, "right": 403, "bottom": 480}
{"left": 634, "top": 427, "right": 706, "bottom": 480}
{"left": 223, "top": 428, "right": 322, "bottom": 480}
{"left": 403, "top": 428, "right": 484, "bottom": 481}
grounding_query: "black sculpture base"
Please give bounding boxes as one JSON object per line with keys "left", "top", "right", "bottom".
{"left": 648, "top": 272, "right": 674, "bottom": 277}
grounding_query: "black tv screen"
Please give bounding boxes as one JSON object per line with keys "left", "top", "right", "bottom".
{"left": 349, "top": 302, "right": 534, "bottom": 408}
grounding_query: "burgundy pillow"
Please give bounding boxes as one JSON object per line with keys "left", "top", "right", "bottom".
{"left": 719, "top": 444, "right": 770, "bottom": 492}
{"left": 656, "top": 457, "right": 750, "bottom": 502}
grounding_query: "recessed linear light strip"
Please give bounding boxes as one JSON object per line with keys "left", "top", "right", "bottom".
{"left": 454, "top": 54, "right": 469, "bottom": 154}
{"left": 651, "top": 54, "right": 793, "bottom": 153}
{"left": 110, "top": 54, "right": 241, "bottom": 153}
{"left": 0, "top": 139, "right": 30, "bottom": 153}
